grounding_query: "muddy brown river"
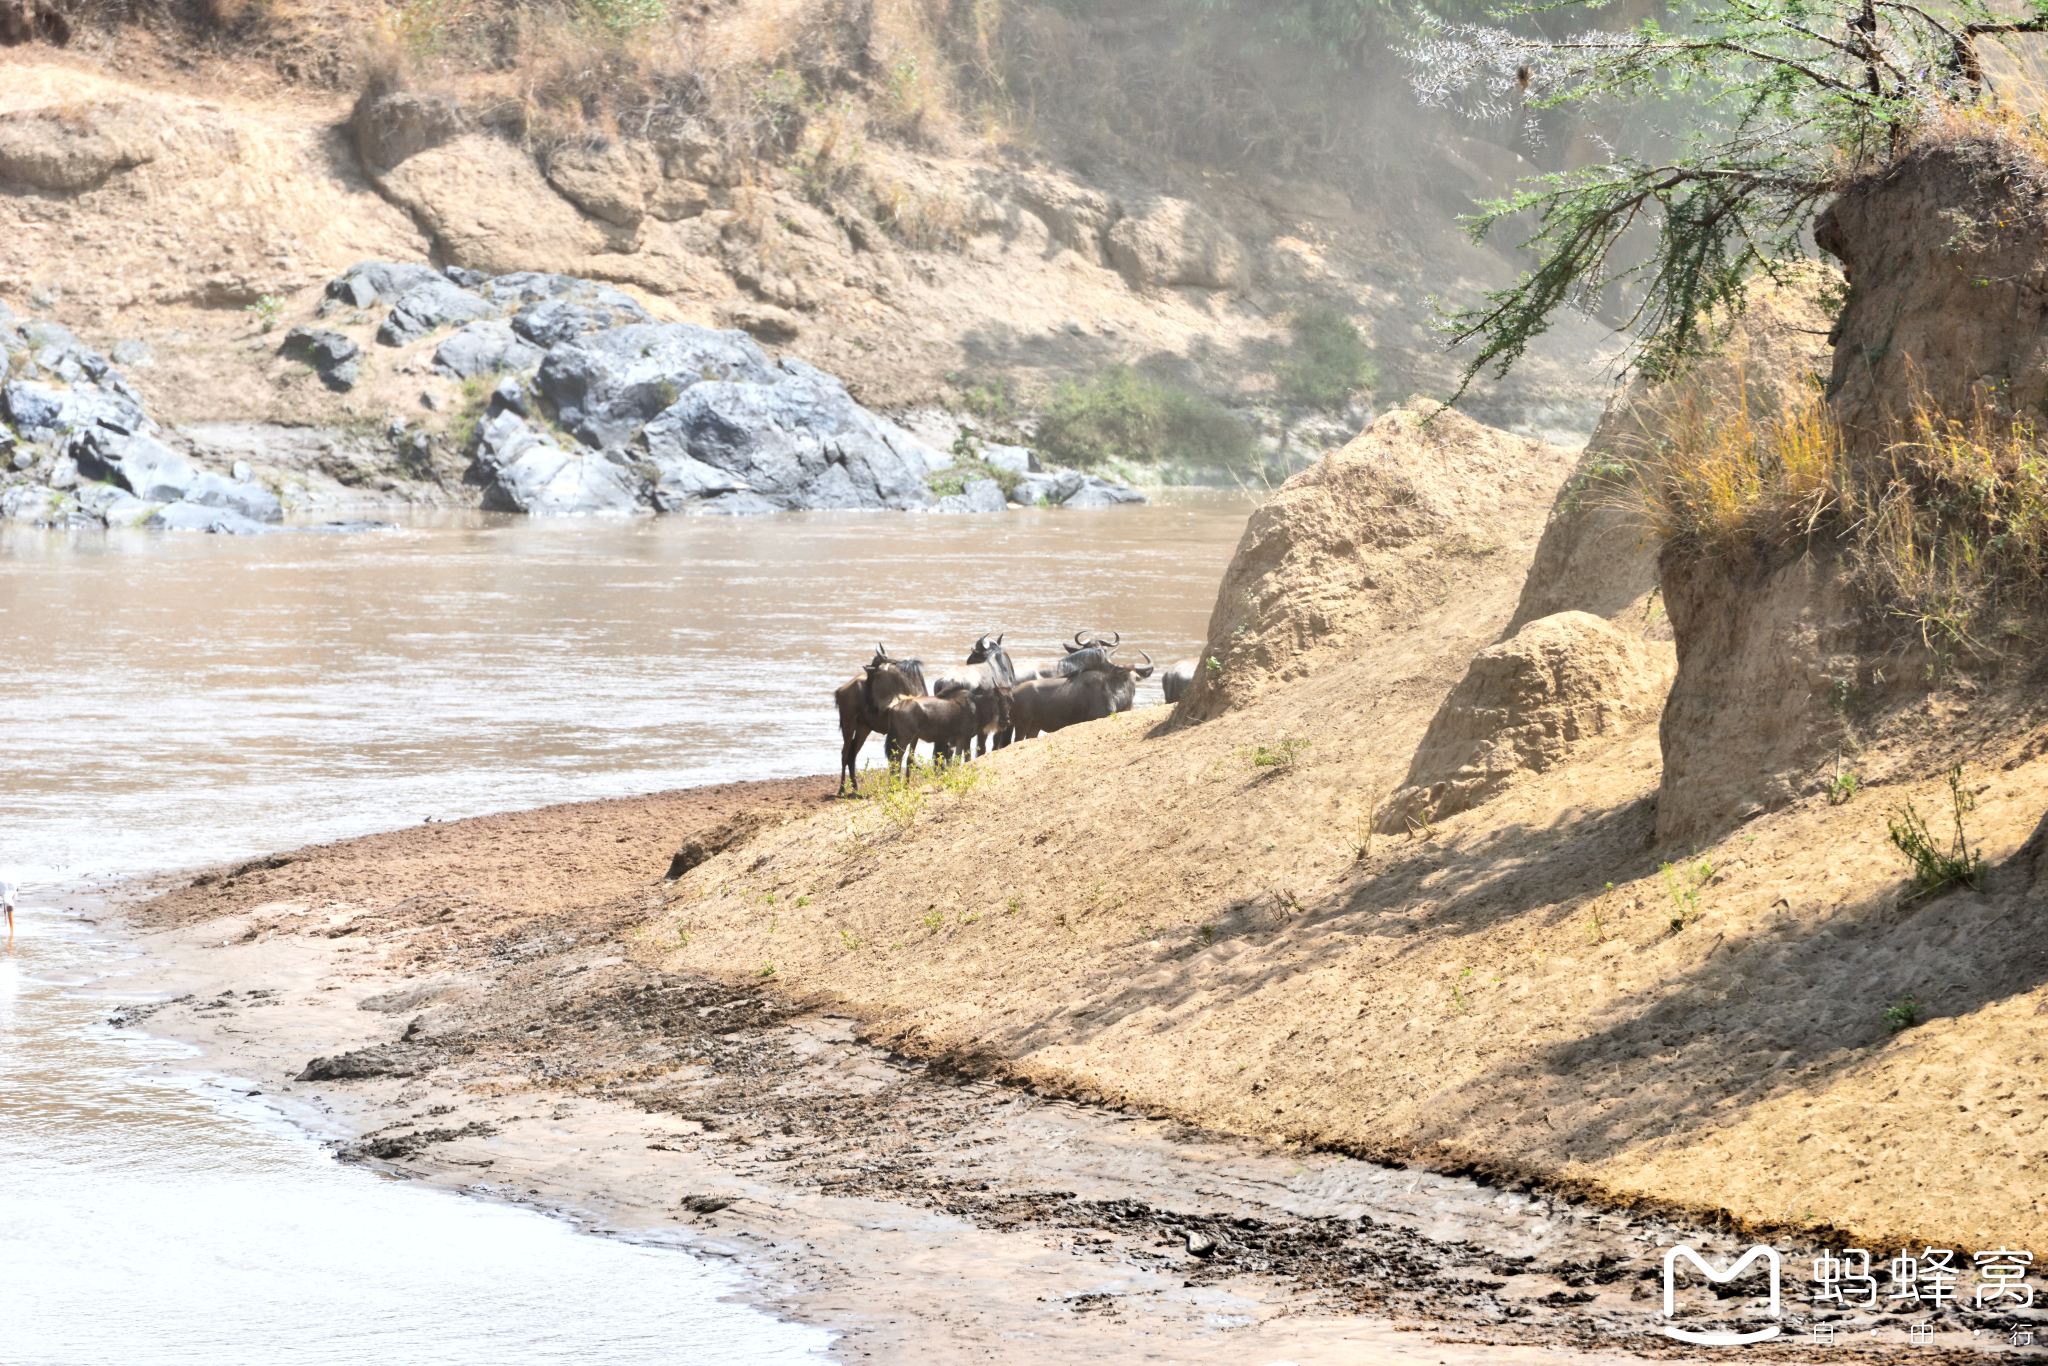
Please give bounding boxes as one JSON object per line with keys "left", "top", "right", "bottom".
{"left": 0, "top": 497, "right": 1250, "bottom": 1364}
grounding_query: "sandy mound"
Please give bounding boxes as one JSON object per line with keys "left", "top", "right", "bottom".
{"left": 1172, "top": 401, "right": 1575, "bottom": 724}
{"left": 1376, "top": 610, "right": 1668, "bottom": 833}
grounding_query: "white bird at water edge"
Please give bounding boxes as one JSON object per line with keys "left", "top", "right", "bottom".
{"left": 0, "top": 868, "right": 17, "bottom": 945}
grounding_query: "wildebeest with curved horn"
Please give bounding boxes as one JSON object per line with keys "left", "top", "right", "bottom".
{"left": 833, "top": 645, "right": 926, "bottom": 794}
{"left": 929, "top": 631, "right": 1019, "bottom": 755}
{"left": 1012, "top": 628, "right": 1120, "bottom": 683}
{"left": 1010, "top": 647, "right": 1154, "bottom": 739}
{"left": 1161, "top": 657, "right": 1198, "bottom": 705}
{"left": 886, "top": 684, "right": 1012, "bottom": 778}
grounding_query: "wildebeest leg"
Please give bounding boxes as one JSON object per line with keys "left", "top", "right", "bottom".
{"left": 992, "top": 727, "right": 1013, "bottom": 750}
{"left": 839, "top": 722, "right": 870, "bottom": 795}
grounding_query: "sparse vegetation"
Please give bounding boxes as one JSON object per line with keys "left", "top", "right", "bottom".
{"left": 1884, "top": 993, "right": 1926, "bottom": 1033}
{"left": 1279, "top": 304, "right": 1376, "bottom": 411}
{"left": 245, "top": 295, "right": 284, "bottom": 333}
{"left": 1621, "top": 388, "right": 2048, "bottom": 648}
{"left": 1240, "top": 735, "right": 1311, "bottom": 769}
{"left": 1886, "top": 765, "right": 1985, "bottom": 900}
{"left": 1662, "top": 857, "right": 1712, "bottom": 931}
{"left": 1450, "top": 966, "right": 1472, "bottom": 1013}
{"left": 838, "top": 926, "right": 861, "bottom": 951}
{"left": 1034, "top": 366, "right": 1252, "bottom": 472}
{"left": 1828, "top": 769, "right": 1860, "bottom": 806}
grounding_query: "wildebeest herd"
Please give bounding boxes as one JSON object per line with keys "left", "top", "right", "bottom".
{"left": 835, "top": 630, "right": 1198, "bottom": 792}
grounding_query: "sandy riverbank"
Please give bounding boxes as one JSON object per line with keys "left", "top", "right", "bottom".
{"left": 91, "top": 778, "right": 2018, "bottom": 1364}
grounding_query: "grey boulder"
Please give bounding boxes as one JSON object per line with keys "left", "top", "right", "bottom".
{"left": 110, "top": 338, "right": 154, "bottom": 367}
{"left": 636, "top": 357, "right": 937, "bottom": 512}
{"left": 1011, "top": 469, "right": 1145, "bottom": 508}
{"left": 478, "top": 272, "right": 652, "bottom": 320}
{"left": 931, "top": 477, "right": 1008, "bottom": 514}
{"left": 432, "top": 320, "right": 543, "bottom": 380}
{"left": 511, "top": 296, "right": 649, "bottom": 349}
{"left": 537, "top": 322, "right": 778, "bottom": 449}
{"left": 377, "top": 277, "right": 494, "bottom": 346}
{"left": 3, "top": 379, "right": 148, "bottom": 443}
{"left": 146, "top": 501, "right": 278, "bottom": 535}
{"left": 1060, "top": 477, "right": 1147, "bottom": 508}
{"left": 326, "top": 261, "right": 446, "bottom": 310}
{"left": 281, "top": 326, "right": 362, "bottom": 391}
{"left": 472, "top": 411, "right": 644, "bottom": 516}
{"left": 67, "top": 428, "right": 282, "bottom": 522}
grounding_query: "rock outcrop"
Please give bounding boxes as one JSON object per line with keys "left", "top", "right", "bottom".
{"left": 1378, "top": 610, "right": 1668, "bottom": 831}
{"left": 0, "top": 307, "right": 364, "bottom": 531}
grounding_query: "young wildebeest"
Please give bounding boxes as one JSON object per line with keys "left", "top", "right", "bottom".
{"left": 928, "top": 632, "right": 1018, "bottom": 755}
{"left": 886, "top": 684, "right": 1012, "bottom": 778}
{"left": 1160, "top": 657, "right": 1198, "bottom": 704}
{"left": 833, "top": 646, "right": 926, "bottom": 794}
{"left": 1010, "top": 648, "right": 1154, "bottom": 739}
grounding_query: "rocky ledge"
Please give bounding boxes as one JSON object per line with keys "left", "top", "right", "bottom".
{"left": 0, "top": 262, "right": 1147, "bottom": 524}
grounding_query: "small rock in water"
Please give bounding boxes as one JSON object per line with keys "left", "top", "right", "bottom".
{"left": 1186, "top": 1231, "right": 1217, "bottom": 1257}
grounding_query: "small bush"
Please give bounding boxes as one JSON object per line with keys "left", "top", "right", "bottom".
{"left": 1240, "top": 735, "right": 1310, "bottom": 769}
{"left": 1886, "top": 765, "right": 1984, "bottom": 899}
{"left": 1827, "top": 769, "right": 1860, "bottom": 805}
{"left": 1279, "top": 305, "right": 1376, "bottom": 411}
{"left": 245, "top": 295, "right": 285, "bottom": 333}
{"left": 928, "top": 458, "right": 1021, "bottom": 500}
{"left": 1034, "top": 366, "right": 1251, "bottom": 471}
{"left": 1663, "top": 857, "right": 1712, "bottom": 930}
{"left": 1884, "top": 993, "right": 1926, "bottom": 1033}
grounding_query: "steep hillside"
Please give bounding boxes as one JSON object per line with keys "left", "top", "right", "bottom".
{"left": 0, "top": 1, "right": 1614, "bottom": 485}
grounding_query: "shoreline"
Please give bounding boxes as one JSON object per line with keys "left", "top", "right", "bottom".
{"left": 79, "top": 779, "right": 2012, "bottom": 1363}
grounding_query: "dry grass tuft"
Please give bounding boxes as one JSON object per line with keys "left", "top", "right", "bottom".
{"left": 1616, "top": 383, "right": 2048, "bottom": 652}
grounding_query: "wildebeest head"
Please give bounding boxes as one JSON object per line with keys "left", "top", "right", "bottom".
{"left": 868, "top": 644, "right": 926, "bottom": 697}
{"left": 965, "top": 632, "right": 1005, "bottom": 664}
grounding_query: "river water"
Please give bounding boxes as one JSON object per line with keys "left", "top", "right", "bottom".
{"left": 0, "top": 495, "right": 1256, "bottom": 1364}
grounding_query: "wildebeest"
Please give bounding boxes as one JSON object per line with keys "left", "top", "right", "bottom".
{"left": 833, "top": 646, "right": 926, "bottom": 794}
{"left": 1012, "top": 628, "right": 1119, "bottom": 683}
{"left": 886, "top": 684, "right": 1012, "bottom": 778}
{"left": 1161, "top": 657, "right": 1198, "bottom": 704}
{"left": 929, "top": 632, "right": 1019, "bottom": 755}
{"left": 1010, "top": 647, "right": 1154, "bottom": 738}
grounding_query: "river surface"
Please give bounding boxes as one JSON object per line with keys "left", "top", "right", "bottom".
{"left": 0, "top": 495, "right": 1256, "bottom": 1364}
{"left": 0, "top": 494, "right": 1254, "bottom": 885}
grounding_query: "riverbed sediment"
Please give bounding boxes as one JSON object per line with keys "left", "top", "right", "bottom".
{"left": 98, "top": 780, "right": 2016, "bottom": 1364}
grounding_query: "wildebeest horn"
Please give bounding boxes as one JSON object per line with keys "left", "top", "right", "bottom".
{"left": 1100, "top": 630, "right": 1120, "bottom": 648}
{"left": 1135, "top": 649, "right": 1154, "bottom": 678}
{"left": 877, "top": 643, "right": 888, "bottom": 657}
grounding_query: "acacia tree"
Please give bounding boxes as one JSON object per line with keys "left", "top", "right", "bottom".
{"left": 1405, "top": 0, "right": 2048, "bottom": 393}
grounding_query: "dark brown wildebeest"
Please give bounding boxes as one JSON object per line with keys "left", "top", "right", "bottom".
{"left": 928, "top": 632, "right": 1019, "bottom": 755}
{"left": 1012, "top": 628, "right": 1119, "bottom": 683}
{"left": 886, "top": 685, "right": 1012, "bottom": 778}
{"left": 1161, "top": 657, "right": 1198, "bottom": 704}
{"left": 1010, "top": 647, "right": 1153, "bottom": 738}
{"left": 833, "top": 646, "right": 926, "bottom": 794}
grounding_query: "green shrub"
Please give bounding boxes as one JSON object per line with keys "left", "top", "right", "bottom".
{"left": 1034, "top": 366, "right": 1251, "bottom": 470}
{"left": 1279, "top": 305, "right": 1376, "bottom": 410}
{"left": 1886, "top": 765, "right": 1984, "bottom": 900}
{"left": 1884, "top": 993, "right": 1926, "bottom": 1033}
